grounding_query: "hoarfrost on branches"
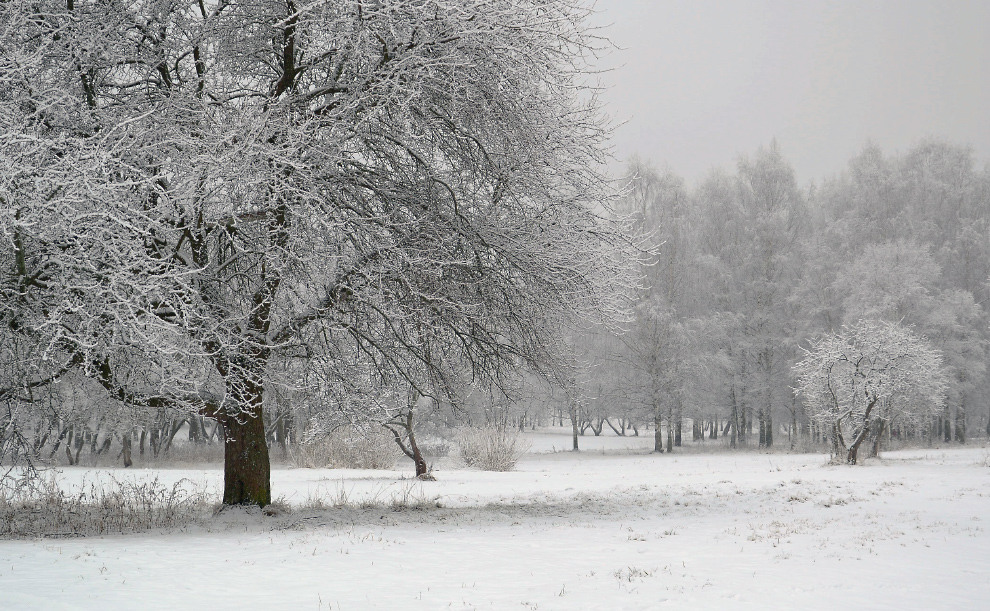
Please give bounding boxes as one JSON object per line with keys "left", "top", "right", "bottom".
{"left": 794, "top": 319, "right": 947, "bottom": 464}
{"left": 0, "top": 0, "right": 637, "bottom": 503}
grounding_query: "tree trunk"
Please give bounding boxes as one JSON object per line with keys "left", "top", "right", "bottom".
{"left": 276, "top": 413, "right": 288, "bottom": 456}
{"left": 97, "top": 433, "right": 112, "bottom": 455}
{"left": 846, "top": 399, "right": 878, "bottom": 465}
{"left": 188, "top": 416, "right": 202, "bottom": 443}
{"left": 159, "top": 418, "right": 185, "bottom": 457}
{"left": 220, "top": 410, "right": 271, "bottom": 506}
{"left": 591, "top": 417, "right": 604, "bottom": 436}
{"left": 729, "top": 386, "right": 738, "bottom": 449}
{"left": 64, "top": 428, "right": 75, "bottom": 465}
{"left": 604, "top": 418, "right": 624, "bottom": 436}
{"left": 387, "top": 408, "right": 429, "bottom": 477}
{"left": 830, "top": 421, "right": 843, "bottom": 459}
{"left": 405, "top": 421, "right": 428, "bottom": 477}
{"left": 218, "top": 367, "right": 271, "bottom": 506}
{"left": 569, "top": 401, "right": 579, "bottom": 451}
{"left": 869, "top": 419, "right": 884, "bottom": 458}
{"left": 765, "top": 409, "right": 773, "bottom": 448}
{"left": 410, "top": 436, "right": 428, "bottom": 477}
{"left": 787, "top": 405, "right": 798, "bottom": 450}
{"left": 739, "top": 402, "right": 749, "bottom": 445}
{"left": 150, "top": 425, "right": 161, "bottom": 457}
{"left": 955, "top": 397, "right": 966, "bottom": 444}
{"left": 756, "top": 409, "right": 767, "bottom": 448}
{"left": 122, "top": 433, "right": 133, "bottom": 467}
{"left": 73, "top": 428, "right": 84, "bottom": 464}
{"left": 653, "top": 412, "right": 663, "bottom": 453}
{"left": 49, "top": 425, "right": 70, "bottom": 460}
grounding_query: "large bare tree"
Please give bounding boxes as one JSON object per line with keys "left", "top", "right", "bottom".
{"left": 1, "top": 0, "right": 634, "bottom": 504}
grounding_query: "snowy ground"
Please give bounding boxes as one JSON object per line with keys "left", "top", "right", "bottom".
{"left": 2, "top": 430, "right": 989, "bottom": 610}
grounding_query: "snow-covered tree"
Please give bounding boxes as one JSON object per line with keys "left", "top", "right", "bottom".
{"left": 0, "top": 0, "right": 635, "bottom": 504}
{"left": 613, "top": 160, "right": 693, "bottom": 452}
{"left": 734, "top": 142, "right": 806, "bottom": 448}
{"left": 794, "top": 320, "right": 947, "bottom": 464}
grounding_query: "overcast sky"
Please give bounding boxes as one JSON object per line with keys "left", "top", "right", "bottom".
{"left": 591, "top": 0, "right": 990, "bottom": 185}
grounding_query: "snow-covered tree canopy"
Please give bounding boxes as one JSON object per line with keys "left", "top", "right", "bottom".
{"left": 0, "top": 0, "right": 636, "bottom": 503}
{"left": 793, "top": 319, "right": 947, "bottom": 463}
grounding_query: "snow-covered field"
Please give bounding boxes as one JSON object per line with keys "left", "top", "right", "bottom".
{"left": 2, "top": 430, "right": 989, "bottom": 610}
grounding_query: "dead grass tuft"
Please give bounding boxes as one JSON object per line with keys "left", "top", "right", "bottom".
{"left": 0, "top": 472, "right": 216, "bottom": 538}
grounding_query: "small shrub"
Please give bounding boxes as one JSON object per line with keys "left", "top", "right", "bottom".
{"left": 294, "top": 426, "right": 399, "bottom": 470}
{"left": 457, "top": 426, "right": 530, "bottom": 471}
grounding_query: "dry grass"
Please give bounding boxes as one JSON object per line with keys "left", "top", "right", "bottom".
{"left": 290, "top": 478, "right": 440, "bottom": 512}
{"left": 0, "top": 472, "right": 216, "bottom": 539}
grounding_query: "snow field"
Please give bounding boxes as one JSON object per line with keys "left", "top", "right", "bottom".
{"left": 1, "top": 437, "right": 989, "bottom": 610}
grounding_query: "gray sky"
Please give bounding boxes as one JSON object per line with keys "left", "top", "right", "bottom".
{"left": 591, "top": 0, "right": 990, "bottom": 184}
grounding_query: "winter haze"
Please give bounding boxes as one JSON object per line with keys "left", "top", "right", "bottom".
{"left": 594, "top": 0, "right": 990, "bottom": 182}
{"left": 2, "top": 1, "right": 990, "bottom": 610}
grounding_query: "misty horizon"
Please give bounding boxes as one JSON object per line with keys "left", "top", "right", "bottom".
{"left": 593, "top": 0, "right": 990, "bottom": 184}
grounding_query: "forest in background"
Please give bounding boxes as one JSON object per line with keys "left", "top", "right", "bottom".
{"left": 11, "top": 138, "right": 986, "bottom": 473}
{"left": 1, "top": 2, "right": 986, "bottom": 524}
{"left": 559, "top": 138, "right": 989, "bottom": 455}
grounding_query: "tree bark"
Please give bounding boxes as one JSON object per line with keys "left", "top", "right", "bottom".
{"left": 387, "top": 408, "right": 429, "bottom": 477}
{"left": 73, "top": 428, "right": 84, "bottom": 465}
{"left": 955, "top": 397, "right": 966, "bottom": 444}
{"left": 653, "top": 412, "right": 663, "bottom": 453}
{"left": 217, "top": 356, "right": 272, "bottom": 506}
{"left": 943, "top": 406, "right": 952, "bottom": 442}
{"left": 122, "top": 433, "right": 133, "bottom": 467}
{"left": 739, "top": 401, "right": 749, "bottom": 445}
{"left": 869, "top": 419, "right": 884, "bottom": 458}
{"left": 830, "top": 421, "right": 843, "bottom": 459}
{"left": 666, "top": 415, "right": 673, "bottom": 452}
{"left": 604, "top": 418, "right": 625, "bottom": 436}
{"left": 790, "top": 401, "right": 797, "bottom": 450}
{"left": 219, "top": 404, "right": 271, "bottom": 506}
{"left": 729, "top": 386, "right": 738, "bottom": 449}
{"left": 765, "top": 409, "right": 773, "bottom": 448}
{"left": 590, "top": 417, "right": 604, "bottom": 436}
{"left": 756, "top": 409, "right": 767, "bottom": 448}
{"left": 569, "top": 401, "right": 579, "bottom": 451}
{"left": 846, "top": 398, "right": 878, "bottom": 465}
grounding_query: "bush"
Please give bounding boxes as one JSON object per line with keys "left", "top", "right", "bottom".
{"left": 417, "top": 438, "right": 452, "bottom": 458}
{"left": 457, "top": 426, "right": 530, "bottom": 471}
{"left": 294, "top": 426, "right": 400, "bottom": 470}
